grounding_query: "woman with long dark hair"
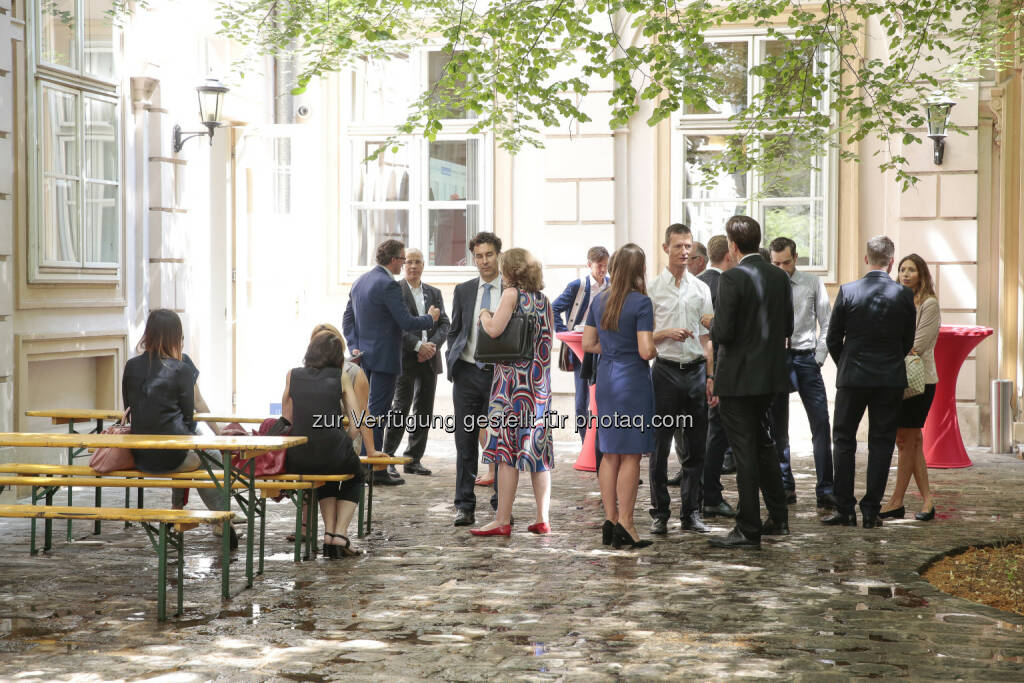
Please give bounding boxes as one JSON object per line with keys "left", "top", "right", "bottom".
{"left": 470, "top": 248, "right": 555, "bottom": 537}
{"left": 582, "top": 244, "right": 658, "bottom": 548}
{"left": 880, "top": 253, "right": 941, "bottom": 522}
{"left": 282, "top": 329, "right": 373, "bottom": 557}
{"left": 122, "top": 309, "right": 235, "bottom": 544}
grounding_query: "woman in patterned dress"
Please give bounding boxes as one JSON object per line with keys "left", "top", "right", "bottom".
{"left": 471, "top": 248, "right": 555, "bottom": 537}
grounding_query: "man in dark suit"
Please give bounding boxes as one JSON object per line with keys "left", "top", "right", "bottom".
{"left": 824, "top": 235, "right": 916, "bottom": 529}
{"left": 708, "top": 216, "right": 793, "bottom": 549}
{"left": 552, "top": 246, "right": 609, "bottom": 441}
{"left": 447, "top": 232, "right": 503, "bottom": 526}
{"left": 343, "top": 240, "right": 440, "bottom": 485}
{"left": 698, "top": 235, "right": 737, "bottom": 519}
{"left": 381, "top": 249, "right": 450, "bottom": 476}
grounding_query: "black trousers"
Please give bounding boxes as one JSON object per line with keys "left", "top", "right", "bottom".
{"left": 382, "top": 355, "right": 438, "bottom": 463}
{"left": 452, "top": 359, "right": 494, "bottom": 512}
{"left": 719, "top": 394, "right": 788, "bottom": 541}
{"left": 832, "top": 386, "right": 903, "bottom": 516}
{"left": 702, "top": 400, "right": 731, "bottom": 506}
{"left": 650, "top": 360, "right": 707, "bottom": 519}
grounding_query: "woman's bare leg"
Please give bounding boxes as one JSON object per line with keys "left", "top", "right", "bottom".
{"left": 599, "top": 453, "right": 620, "bottom": 524}
{"left": 530, "top": 470, "right": 551, "bottom": 524}
{"left": 616, "top": 454, "right": 642, "bottom": 539}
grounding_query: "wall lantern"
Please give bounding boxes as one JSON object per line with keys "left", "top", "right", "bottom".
{"left": 925, "top": 93, "right": 956, "bottom": 165}
{"left": 172, "top": 78, "right": 230, "bottom": 153}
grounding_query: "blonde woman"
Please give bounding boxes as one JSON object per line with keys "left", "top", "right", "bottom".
{"left": 880, "top": 254, "right": 940, "bottom": 522}
{"left": 471, "top": 248, "right": 555, "bottom": 536}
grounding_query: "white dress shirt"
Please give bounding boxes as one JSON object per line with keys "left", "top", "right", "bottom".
{"left": 787, "top": 269, "right": 831, "bottom": 364}
{"left": 408, "top": 282, "right": 428, "bottom": 350}
{"left": 460, "top": 275, "right": 503, "bottom": 363}
{"left": 648, "top": 268, "right": 713, "bottom": 363}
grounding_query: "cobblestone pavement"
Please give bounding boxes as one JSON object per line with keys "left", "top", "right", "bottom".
{"left": 1, "top": 438, "right": 1023, "bottom": 681}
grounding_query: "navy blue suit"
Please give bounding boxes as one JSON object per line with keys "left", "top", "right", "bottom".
{"left": 826, "top": 269, "right": 916, "bottom": 517}
{"left": 552, "top": 276, "right": 608, "bottom": 440}
{"left": 343, "top": 265, "right": 433, "bottom": 450}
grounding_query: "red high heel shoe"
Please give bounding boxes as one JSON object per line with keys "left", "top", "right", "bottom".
{"left": 469, "top": 524, "right": 511, "bottom": 537}
{"left": 527, "top": 522, "right": 550, "bottom": 534}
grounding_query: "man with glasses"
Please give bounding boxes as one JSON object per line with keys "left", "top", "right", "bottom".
{"left": 344, "top": 239, "right": 440, "bottom": 485}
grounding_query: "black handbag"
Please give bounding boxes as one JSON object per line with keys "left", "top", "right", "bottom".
{"left": 474, "top": 309, "right": 537, "bottom": 364}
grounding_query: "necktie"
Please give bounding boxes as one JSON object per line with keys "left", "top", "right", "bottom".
{"left": 476, "top": 283, "right": 493, "bottom": 369}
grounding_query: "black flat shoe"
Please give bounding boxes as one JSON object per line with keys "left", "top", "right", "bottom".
{"left": 914, "top": 507, "right": 936, "bottom": 521}
{"left": 611, "top": 523, "right": 653, "bottom": 549}
{"left": 878, "top": 506, "right": 905, "bottom": 519}
{"left": 601, "top": 520, "right": 614, "bottom": 545}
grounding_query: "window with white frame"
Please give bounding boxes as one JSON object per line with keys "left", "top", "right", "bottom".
{"left": 29, "top": 0, "right": 120, "bottom": 282}
{"left": 345, "top": 51, "right": 488, "bottom": 269}
{"left": 673, "top": 34, "right": 836, "bottom": 273}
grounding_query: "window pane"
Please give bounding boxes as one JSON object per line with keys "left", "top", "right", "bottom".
{"left": 684, "top": 134, "right": 746, "bottom": 200}
{"left": 429, "top": 140, "right": 478, "bottom": 201}
{"left": 683, "top": 202, "right": 747, "bottom": 244}
{"left": 763, "top": 40, "right": 825, "bottom": 114}
{"left": 84, "top": 0, "right": 116, "bottom": 80}
{"left": 351, "top": 55, "right": 414, "bottom": 123}
{"left": 85, "top": 182, "right": 117, "bottom": 263}
{"left": 354, "top": 142, "right": 410, "bottom": 202}
{"left": 682, "top": 41, "right": 747, "bottom": 116}
{"left": 428, "top": 51, "right": 476, "bottom": 120}
{"left": 763, "top": 203, "right": 826, "bottom": 267}
{"left": 429, "top": 206, "right": 479, "bottom": 266}
{"left": 42, "top": 87, "right": 78, "bottom": 175}
{"left": 761, "top": 136, "right": 813, "bottom": 198}
{"left": 43, "top": 177, "right": 80, "bottom": 262}
{"left": 85, "top": 97, "right": 117, "bottom": 181}
{"left": 354, "top": 209, "right": 409, "bottom": 267}
{"left": 40, "top": 0, "right": 77, "bottom": 69}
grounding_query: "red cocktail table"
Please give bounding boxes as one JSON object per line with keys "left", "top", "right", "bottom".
{"left": 556, "top": 331, "right": 597, "bottom": 472}
{"left": 922, "top": 325, "right": 993, "bottom": 468}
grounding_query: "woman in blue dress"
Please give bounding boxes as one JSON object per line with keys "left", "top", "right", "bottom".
{"left": 583, "top": 244, "right": 658, "bottom": 549}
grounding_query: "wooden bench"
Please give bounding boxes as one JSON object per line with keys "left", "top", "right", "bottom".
{"left": 0, "top": 432, "right": 305, "bottom": 599}
{"left": 358, "top": 456, "right": 413, "bottom": 537}
{"left": 0, "top": 504, "right": 234, "bottom": 621}
{"left": 0, "top": 464, "right": 354, "bottom": 565}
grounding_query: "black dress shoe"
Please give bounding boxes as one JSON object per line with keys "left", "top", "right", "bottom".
{"left": 862, "top": 514, "right": 883, "bottom": 529}
{"left": 387, "top": 464, "right": 403, "bottom": 478}
{"left": 681, "top": 512, "right": 710, "bottom": 534}
{"left": 878, "top": 506, "right": 905, "bottom": 519}
{"left": 822, "top": 511, "right": 857, "bottom": 526}
{"left": 708, "top": 527, "right": 760, "bottom": 549}
{"left": 373, "top": 470, "right": 405, "bottom": 486}
{"left": 816, "top": 494, "right": 838, "bottom": 510}
{"left": 404, "top": 462, "right": 432, "bottom": 476}
{"left": 454, "top": 509, "right": 475, "bottom": 526}
{"left": 721, "top": 456, "right": 737, "bottom": 475}
{"left": 703, "top": 501, "right": 737, "bottom": 518}
{"left": 650, "top": 518, "right": 668, "bottom": 535}
{"left": 785, "top": 490, "right": 797, "bottom": 505}
{"left": 667, "top": 472, "right": 683, "bottom": 486}
{"left": 914, "top": 506, "right": 936, "bottom": 522}
{"left": 761, "top": 517, "right": 790, "bottom": 536}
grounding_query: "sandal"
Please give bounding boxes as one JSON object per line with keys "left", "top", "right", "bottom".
{"left": 327, "top": 532, "right": 363, "bottom": 557}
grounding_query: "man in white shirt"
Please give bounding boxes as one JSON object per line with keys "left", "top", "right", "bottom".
{"left": 648, "top": 224, "right": 716, "bottom": 535}
{"left": 768, "top": 237, "right": 837, "bottom": 510}
{"left": 446, "top": 233, "right": 503, "bottom": 527}
{"left": 382, "top": 249, "right": 450, "bottom": 477}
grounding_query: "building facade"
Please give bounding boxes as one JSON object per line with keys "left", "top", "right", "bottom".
{"left": 0, "top": 1, "right": 1021, "bottom": 486}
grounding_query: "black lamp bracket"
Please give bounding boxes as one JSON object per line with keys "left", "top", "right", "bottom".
{"left": 172, "top": 122, "right": 221, "bottom": 153}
